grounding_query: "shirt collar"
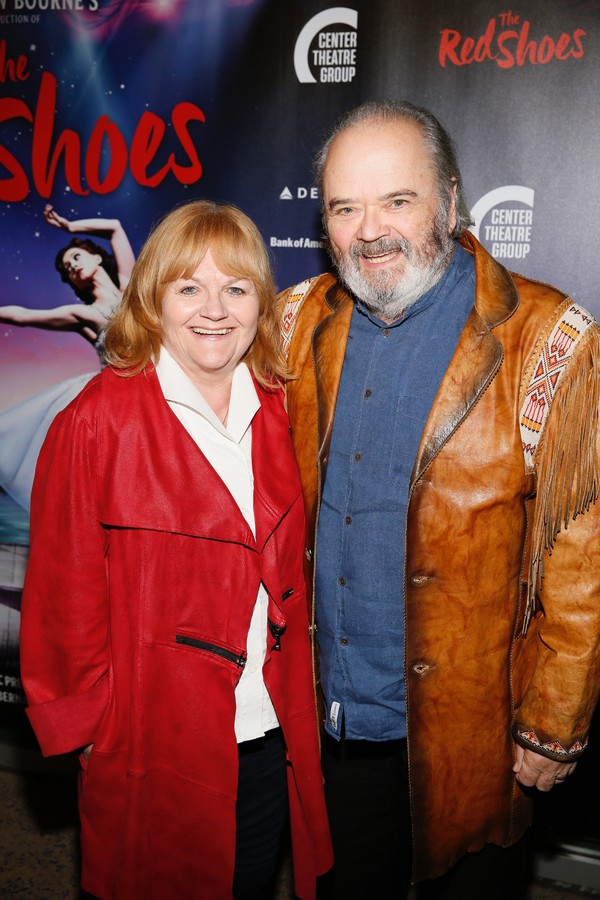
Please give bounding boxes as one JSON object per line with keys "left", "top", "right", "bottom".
{"left": 155, "top": 346, "right": 260, "bottom": 444}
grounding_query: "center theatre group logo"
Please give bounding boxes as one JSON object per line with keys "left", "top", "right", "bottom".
{"left": 294, "top": 7, "right": 357, "bottom": 83}
{"left": 470, "top": 186, "right": 534, "bottom": 262}
{"left": 439, "top": 10, "right": 586, "bottom": 68}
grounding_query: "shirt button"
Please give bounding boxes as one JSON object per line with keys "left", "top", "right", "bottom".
{"left": 344, "top": 515, "right": 352, "bottom": 524}
{"left": 383, "top": 328, "right": 391, "bottom": 337}
{"left": 340, "top": 637, "right": 349, "bottom": 646}
{"left": 354, "top": 452, "right": 362, "bottom": 461}
{"left": 338, "top": 576, "right": 347, "bottom": 586}
{"left": 364, "top": 388, "right": 372, "bottom": 398}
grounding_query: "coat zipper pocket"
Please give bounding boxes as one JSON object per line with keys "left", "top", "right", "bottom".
{"left": 268, "top": 618, "right": 286, "bottom": 652}
{"left": 175, "top": 634, "right": 247, "bottom": 668}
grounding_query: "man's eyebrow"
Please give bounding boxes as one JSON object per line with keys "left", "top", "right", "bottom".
{"left": 326, "top": 189, "right": 419, "bottom": 211}
{"left": 327, "top": 196, "right": 357, "bottom": 211}
{"left": 380, "top": 189, "right": 418, "bottom": 201}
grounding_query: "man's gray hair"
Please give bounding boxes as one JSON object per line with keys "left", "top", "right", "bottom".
{"left": 313, "top": 100, "right": 473, "bottom": 238}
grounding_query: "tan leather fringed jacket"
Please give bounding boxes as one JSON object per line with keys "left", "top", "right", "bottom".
{"left": 281, "top": 231, "right": 600, "bottom": 881}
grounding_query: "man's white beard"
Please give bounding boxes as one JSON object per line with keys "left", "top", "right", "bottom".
{"left": 333, "top": 214, "right": 455, "bottom": 322}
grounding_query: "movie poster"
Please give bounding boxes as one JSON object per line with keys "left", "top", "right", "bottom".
{"left": 0, "top": 0, "right": 282, "bottom": 717}
{"left": 2, "top": 0, "right": 599, "bottom": 719}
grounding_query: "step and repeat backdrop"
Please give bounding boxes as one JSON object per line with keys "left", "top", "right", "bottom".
{"left": 1, "top": 0, "right": 599, "bottom": 713}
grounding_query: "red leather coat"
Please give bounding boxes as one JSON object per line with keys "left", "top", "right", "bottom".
{"left": 20, "top": 365, "right": 332, "bottom": 899}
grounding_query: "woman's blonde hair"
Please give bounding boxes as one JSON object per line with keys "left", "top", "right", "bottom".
{"left": 104, "top": 200, "right": 284, "bottom": 386}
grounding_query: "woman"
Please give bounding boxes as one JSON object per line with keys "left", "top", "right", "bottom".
{"left": 20, "top": 201, "right": 332, "bottom": 900}
{"left": 0, "top": 206, "right": 135, "bottom": 510}
{"left": 1, "top": 204, "right": 134, "bottom": 342}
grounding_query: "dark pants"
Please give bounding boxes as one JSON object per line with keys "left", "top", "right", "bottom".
{"left": 321, "top": 732, "right": 531, "bottom": 900}
{"left": 233, "top": 728, "right": 288, "bottom": 900}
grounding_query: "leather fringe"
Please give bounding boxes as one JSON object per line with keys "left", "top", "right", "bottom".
{"left": 523, "top": 324, "right": 600, "bottom": 633}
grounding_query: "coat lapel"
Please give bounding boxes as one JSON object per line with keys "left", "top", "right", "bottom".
{"left": 103, "top": 369, "right": 302, "bottom": 553}
{"left": 411, "top": 308, "right": 503, "bottom": 483}
{"left": 312, "top": 284, "right": 354, "bottom": 470}
{"left": 100, "top": 367, "right": 254, "bottom": 546}
{"left": 411, "top": 232, "right": 519, "bottom": 484}
{"left": 251, "top": 385, "right": 302, "bottom": 552}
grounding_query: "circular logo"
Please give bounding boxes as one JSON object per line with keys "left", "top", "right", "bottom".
{"left": 294, "top": 7, "right": 358, "bottom": 83}
{"left": 470, "top": 185, "right": 535, "bottom": 261}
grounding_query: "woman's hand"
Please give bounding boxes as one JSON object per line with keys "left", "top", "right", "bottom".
{"left": 44, "top": 204, "right": 71, "bottom": 232}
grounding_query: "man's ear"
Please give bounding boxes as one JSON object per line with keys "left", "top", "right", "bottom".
{"left": 448, "top": 178, "right": 458, "bottom": 233}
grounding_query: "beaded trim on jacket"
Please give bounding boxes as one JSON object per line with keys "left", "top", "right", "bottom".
{"left": 519, "top": 298, "right": 600, "bottom": 632}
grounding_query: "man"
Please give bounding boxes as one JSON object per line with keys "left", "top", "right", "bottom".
{"left": 279, "top": 100, "right": 600, "bottom": 899}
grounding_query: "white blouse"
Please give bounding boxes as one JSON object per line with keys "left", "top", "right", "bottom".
{"left": 155, "top": 346, "right": 279, "bottom": 742}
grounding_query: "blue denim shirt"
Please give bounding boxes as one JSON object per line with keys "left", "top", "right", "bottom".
{"left": 315, "top": 245, "right": 475, "bottom": 741}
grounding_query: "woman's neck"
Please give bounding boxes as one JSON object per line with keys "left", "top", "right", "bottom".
{"left": 90, "top": 269, "right": 123, "bottom": 313}
{"left": 194, "top": 377, "right": 233, "bottom": 425}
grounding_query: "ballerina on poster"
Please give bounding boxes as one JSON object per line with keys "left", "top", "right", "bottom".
{"left": 0, "top": 205, "right": 135, "bottom": 512}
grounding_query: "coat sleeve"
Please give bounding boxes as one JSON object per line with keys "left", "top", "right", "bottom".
{"left": 513, "top": 322, "right": 600, "bottom": 761}
{"left": 20, "top": 392, "right": 111, "bottom": 757}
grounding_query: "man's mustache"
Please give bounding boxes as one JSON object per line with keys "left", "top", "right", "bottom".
{"left": 349, "top": 237, "right": 410, "bottom": 260}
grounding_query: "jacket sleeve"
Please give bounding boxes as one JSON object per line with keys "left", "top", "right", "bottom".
{"left": 513, "top": 322, "right": 600, "bottom": 760}
{"left": 20, "top": 393, "right": 111, "bottom": 757}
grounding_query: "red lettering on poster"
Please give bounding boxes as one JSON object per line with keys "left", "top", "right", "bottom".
{"left": 85, "top": 117, "right": 129, "bottom": 194}
{"left": 31, "top": 73, "right": 87, "bottom": 198}
{"left": 439, "top": 14, "right": 586, "bottom": 69}
{"left": 129, "top": 104, "right": 204, "bottom": 188}
{"left": 170, "top": 103, "right": 205, "bottom": 184}
{"left": 0, "top": 40, "right": 30, "bottom": 83}
{"left": 0, "top": 97, "right": 32, "bottom": 200}
{"left": 0, "top": 40, "right": 205, "bottom": 202}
